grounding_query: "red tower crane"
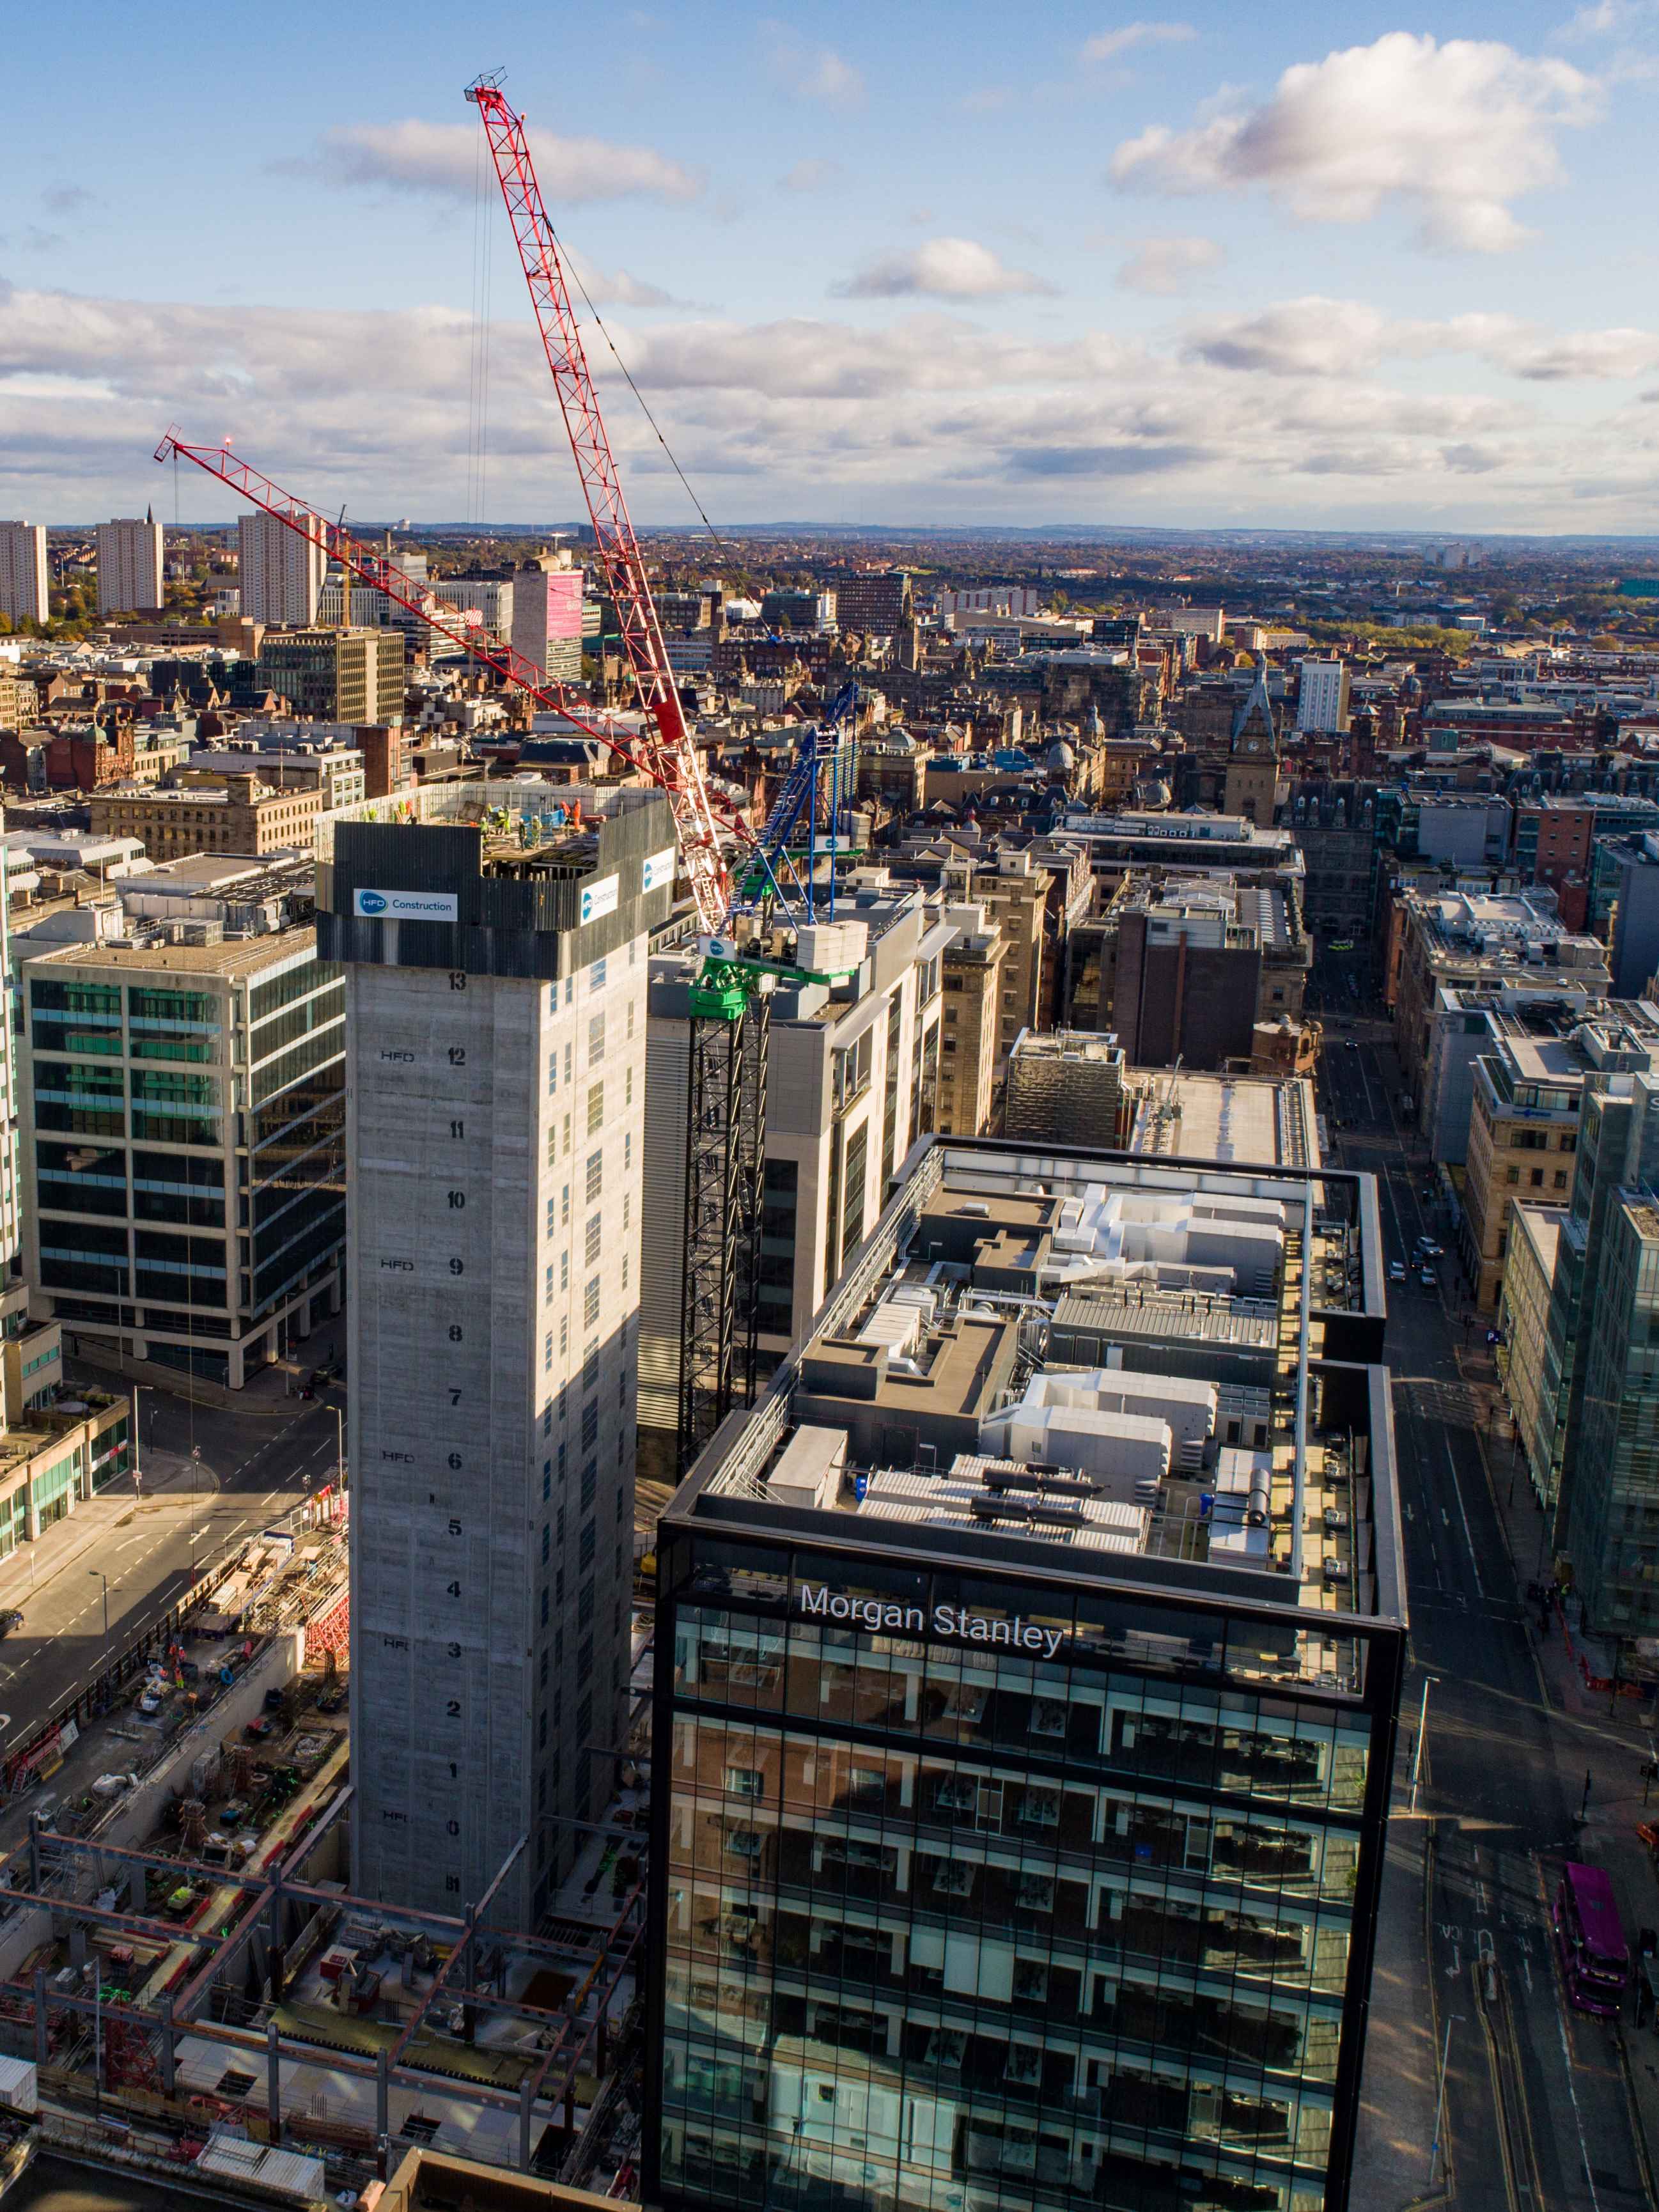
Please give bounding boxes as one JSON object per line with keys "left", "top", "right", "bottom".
{"left": 152, "top": 434, "right": 753, "bottom": 883}
{"left": 465, "top": 73, "right": 729, "bottom": 937}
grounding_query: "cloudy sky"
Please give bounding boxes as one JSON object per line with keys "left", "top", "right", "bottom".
{"left": 4, "top": 0, "right": 1658, "bottom": 531}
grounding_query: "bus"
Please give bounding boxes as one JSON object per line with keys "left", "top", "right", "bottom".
{"left": 1554, "top": 1861, "right": 1629, "bottom": 2015}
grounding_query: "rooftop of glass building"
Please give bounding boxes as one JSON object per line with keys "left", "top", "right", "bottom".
{"left": 676, "top": 1135, "right": 1402, "bottom": 1681}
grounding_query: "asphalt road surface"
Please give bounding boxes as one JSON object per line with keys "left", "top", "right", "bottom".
{"left": 0, "top": 1367, "right": 345, "bottom": 1765}
{"left": 1321, "top": 1004, "right": 1645, "bottom": 2211}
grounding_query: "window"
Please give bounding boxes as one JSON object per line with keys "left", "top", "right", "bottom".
{"left": 841, "top": 1120, "right": 868, "bottom": 1271}
{"left": 581, "top": 1399, "right": 599, "bottom": 1449}
{"left": 832, "top": 1029, "right": 874, "bottom": 1113}
{"left": 624, "top": 1131, "right": 632, "bottom": 1171}
{"left": 591, "top": 956, "right": 607, "bottom": 991}
{"left": 588, "top": 1011, "right": 605, "bottom": 1064}
{"left": 586, "top": 1150, "right": 603, "bottom": 1203}
{"left": 583, "top": 1342, "right": 600, "bottom": 1390}
{"left": 580, "top": 1458, "right": 598, "bottom": 1509}
{"left": 584, "top": 1275, "right": 600, "bottom": 1327}
{"left": 587, "top": 1082, "right": 604, "bottom": 1136}
{"left": 725, "top": 1766, "right": 764, "bottom": 1800}
{"left": 543, "top": 1331, "right": 553, "bottom": 1374}
{"left": 546, "top": 1196, "right": 558, "bottom": 1237}
{"left": 562, "top": 1183, "right": 571, "bottom": 1227}
{"left": 545, "top": 1263, "right": 555, "bottom": 1305}
{"left": 586, "top": 1213, "right": 602, "bottom": 1265}
{"left": 547, "top": 1054, "right": 558, "bottom": 1097}
{"left": 625, "top": 1066, "right": 633, "bottom": 1109}
{"left": 561, "top": 1252, "right": 570, "bottom": 1291}
{"left": 560, "top": 1316, "right": 568, "bottom": 1357}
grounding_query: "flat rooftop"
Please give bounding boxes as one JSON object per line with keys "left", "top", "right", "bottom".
{"left": 1127, "top": 1069, "right": 1320, "bottom": 1171}
{"left": 672, "top": 1137, "right": 1400, "bottom": 1668}
{"left": 23, "top": 923, "right": 318, "bottom": 979}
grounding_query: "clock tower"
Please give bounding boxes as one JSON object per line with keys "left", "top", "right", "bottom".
{"left": 1224, "top": 656, "right": 1281, "bottom": 823}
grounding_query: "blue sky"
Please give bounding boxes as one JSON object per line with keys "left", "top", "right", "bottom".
{"left": 3, "top": 1, "right": 1658, "bottom": 530}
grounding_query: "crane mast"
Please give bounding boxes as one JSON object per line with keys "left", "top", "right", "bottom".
{"left": 155, "top": 75, "right": 854, "bottom": 1476}
{"left": 465, "top": 75, "right": 728, "bottom": 937}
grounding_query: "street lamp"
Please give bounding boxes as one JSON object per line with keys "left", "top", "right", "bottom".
{"left": 1428, "top": 2013, "right": 1465, "bottom": 2187}
{"left": 1409, "top": 1676, "right": 1440, "bottom": 1814}
{"left": 130, "top": 1385, "right": 143, "bottom": 1499}
{"left": 88, "top": 1570, "right": 112, "bottom": 1686}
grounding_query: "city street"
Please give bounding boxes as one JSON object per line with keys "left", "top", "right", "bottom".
{"left": 1322, "top": 1001, "right": 1649, "bottom": 2209}
{"left": 0, "top": 1355, "right": 346, "bottom": 1769}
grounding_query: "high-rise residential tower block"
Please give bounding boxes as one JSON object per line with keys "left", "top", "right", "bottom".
{"left": 238, "top": 510, "right": 326, "bottom": 627}
{"left": 320, "top": 784, "right": 675, "bottom": 1927}
{"left": 0, "top": 524, "right": 49, "bottom": 628}
{"left": 96, "top": 513, "right": 166, "bottom": 616}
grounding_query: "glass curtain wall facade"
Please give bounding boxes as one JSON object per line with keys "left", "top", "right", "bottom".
{"left": 648, "top": 1534, "right": 1401, "bottom": 2212}
{"left": 22, "top": 946, "right": 345, "bottom": 1386}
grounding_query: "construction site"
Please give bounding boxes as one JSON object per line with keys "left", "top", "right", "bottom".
{"left": 0, "top": 61, "right": 857, "bottom": 2211}
{"left": 0, "top": 1493, "right": 655, "bottom": 2205}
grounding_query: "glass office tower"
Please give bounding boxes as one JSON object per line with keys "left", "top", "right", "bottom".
{"left": 646, "top": 1139, "right": 1404, "bottom": 2212}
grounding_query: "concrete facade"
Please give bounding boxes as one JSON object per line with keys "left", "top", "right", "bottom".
{"left": 322, "top": 784, "right": 673, "bottom": 1928}
{"left": 933, "top": 903, "right": 1007, "bottom": 1137}
{"left": 641, "top": 881, "right": 950, "bottom": 1447}
{"left": 238, "top": 511, "right": 325, "bottom": 627}
{"left": 95, "top": 517, "right": 165, "bottom": 616}
{"left": 0, "top": 524, "right": 48, "bottom": 627}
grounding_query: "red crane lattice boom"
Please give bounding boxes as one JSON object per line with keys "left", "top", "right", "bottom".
{"left": 153, "top": 434, "right": 754, "bottom": 892}
{"left": 466, "top": 75, "right": 728, "bottom": 935}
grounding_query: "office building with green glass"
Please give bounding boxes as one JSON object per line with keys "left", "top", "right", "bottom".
{"left": 18, "top": 921, "right": 344, "bottom": 1388}
{"left": 648, "top": 1135, "right": 1404, "bottom": 2212}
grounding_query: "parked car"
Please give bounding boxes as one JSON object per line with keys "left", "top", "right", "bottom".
{"left": 0, "top": 1611, "right": 22, "bottom": 1638}
{"left": 1388, "top": 1261, "right": 1406, "bottom": 1283}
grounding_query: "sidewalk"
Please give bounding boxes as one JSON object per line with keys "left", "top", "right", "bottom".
{"left": 1457, "top": 1339, "right": 1659, "bottom": 2200}
{"left": 65, "top": 1319, "right": 347, "bottom": 1419}
{"left": 1350, "top": 1779, "right": 1439, "bottom": 2208}
{"left": 0, "top": 1445, "right": 203, "bottom": 1617}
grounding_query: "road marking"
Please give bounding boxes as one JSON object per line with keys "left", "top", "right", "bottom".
{"left": 1444, "top": 1438, "right": 1486, "bottom": 1599}
{"left": 1553, "top": 1993, "right": 1601, "bottom": 2212}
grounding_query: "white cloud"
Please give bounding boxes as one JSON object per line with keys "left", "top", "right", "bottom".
{"left": 1110, "top": 32, "right": 1598, "bottom": 251}
{"left": 316, "top": 119, "right": 703, "bottom": 205}
{"left": 4, "top": 276, "right": 1658, "bottom": 527}
{"left": 834, "top": 238, "right": 1056, "bottom": 300}
{"left": 1084, "top": 21, "right": 1195, "bottom": 63}
{"left": 560, "top": 247, "right": 679, "bottom": 310}
{"left": 779, "top": 157, "right": 842, "bottom": 194}
{"left": 759, "top": 21, "right": 864, "bottom": 107}
{"left": 1555, "top": 0, "right": 1651, "bottom": 38}
{"left": 1116, "top": 234, "right": 1220, "bottom": 294}
{"left": 1184, "top": 296, "right": 1659, "bottom": 381}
